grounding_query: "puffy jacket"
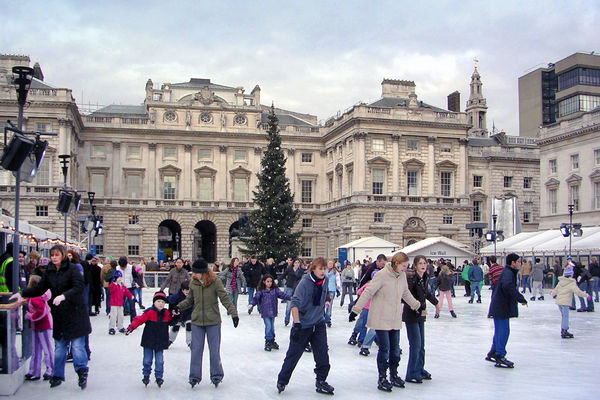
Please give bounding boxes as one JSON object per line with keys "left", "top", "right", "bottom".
{"left": 326, "top": 269, "right": 340, "bottom": 292}
{"left": 167, "top": 289, "right": 192, "bottom": 322}
{"left": 589, "top": 262, "right": 600, "bottom": 277}
{"left": 531, "top": 263, "right": 545, "bottom": 282}
{"left": 435, "top": 271, "right": 454, "bottom": 292}
{"left": 219, "top": 266, "right": 246, "bottom": 295}
{"left": 25, "top": 290, "right": 53, "bottom": 331}
{"left": 341, "top": 268, "right": 355, "bottom": 284}
{"left": 160, "top": 267, "right": 191, "bottom": 294}
{"left": 488, "top": 266, "right": 527, "bottom": 319}
{"left": 552, "top": 277, "right": 588, "bottom": 306}
{"left": 289, "top": 274, "right": 330, "bottom": 328}
{"left": 352, "top": 265, "right": 421, "bottom": 331}
{"left": 242, "top": 261, "right": 265, "bottom": 288}
{"left": 109, "top": 282, "right": 134, "bottom": 307}
{"left": 129, "top": 306, "right": 175, "bottom": 350}
{"left": 403, "top": 271, "right": 438, "bottom": 324}
{"left": 21, "top": 259, "right": 91, "bottom": 340}
{"left": 177, "top": 273, "right": 238, "bottom": 326}
{"left": 283, "top": 265, "right": 303, "bottom": 289}
{"left": 101, "top": 265, "right": 116, "bottom": 288}
{"left": 468, "top": 264, "right": 484, "bottom": 282}
{"left": 250, "top": 287, "right": 292, "bottom": 318}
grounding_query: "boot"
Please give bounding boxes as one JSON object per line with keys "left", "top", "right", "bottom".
{"left": 359, "top": 347, "right": 370, "bottom": 356}
{"left": 189, "top": 378, "right": 200, "bottom": 388}
{"left": 212, "top": 378, "right": 221, "bottom": 388}
{"left": 377, "top": 373, "right": 393, "bottom": 392}
{"left": 264, "top": 340, "right": 272, "bottom": 351}
{"left": 434, "top": 313, "right": 439, "bottom": 318}
{"left": 77, "top": 368, "right": 88, "bottom": 390}
{"left": 389, "top": 369, "right": 405, "bottom": 388}
{"left": 271, "top": 339, "right": 280, "bottom": 350}
{"left": 530, "top": 296, "right": 535, "bottom": 301}
{"left": 156, "top": 378, "right": 164, "bottom": 387}
{"left": 49, "top": 376, "right": 63, "bottom": 388}
{"left": 450, "top": 310, "right": 457, "bottom": 318}
{"left": 485, "top": 350, "right": 497, "bottom": 362}
{"left": 109, "top": 328, "right": 116, "bottom": 335}
{"left": 538, "top": 296, "right": 544, "bottom": 300}
{"left": 476, "top": 298, "right": 482, "bottom": 303}
{"left": 315, "top": 380, "right": 335, "bottom": 395}
{"left": 561, "top": 329, "right": 574, "bottom": 339}
{"left": 494, "top": 356, "right": 514, "bottom": 368}
{"left": 277, "top": 382, "right": 286, "bottom": 393}
{"left": 348, "top": 332, "right": 358, "bottom": 346}
{"left": 142, "top": 375, "right": 150, "bottom": 386}
{"left": 468, "top": 299, "right": 473, "bottom": 304}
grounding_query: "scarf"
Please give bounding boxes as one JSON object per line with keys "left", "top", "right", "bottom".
{"left": 231, "top": 267, "right": 237, "bottom": 293}
{"left": 310, "top": 271, "right": 325, "bottom": 306}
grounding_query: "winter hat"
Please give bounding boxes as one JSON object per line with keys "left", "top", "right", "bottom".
{"left": 192, "top": 258, "right": 208, "bottom": 274}
{"left": 153, "top": 291, "right": 167, "bottom": 303}
{"left": 112, "top": 270, "right": 123, "bottom": 282}
{"left": 563, "top": 266, "right": 574, "bottom": 277}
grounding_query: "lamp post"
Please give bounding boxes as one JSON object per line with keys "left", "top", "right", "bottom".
{"left": 58, "top": 154, "right": 71, "bottom": 241}
{"left": 568, "top": 204, "right": 573, "bottom": 257}
{"left": 485, "top": 213, "right": 504, "bottom": 259}
{"left": 88, "top": 191, "right": 96, "bottom": 253}
{"left": 492, "top": 214, "right": 497, "bottom": 257}
{"left": 11, "top": 66, "right": 34, "bottom": 293}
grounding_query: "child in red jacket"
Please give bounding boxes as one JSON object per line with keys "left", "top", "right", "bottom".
{"left": 109, "top": 270, "right": 134, "bottom": 335}
{"left": 24, "top": 275, "right": 54, "bottom": 381}
{"left": 126, "top": 291, "right": 177, "bottom": 387}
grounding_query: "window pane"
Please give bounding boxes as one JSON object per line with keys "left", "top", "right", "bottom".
{"left": 34, "top": 156, "right": 50, "bottom": 185}
{"left": 92, "top": 145, "right": 105, "bottom": 157}
{"left": 407, "top": 139, "right": 418, "bottom": 151}
{"left": 441, "top": 172, "right": 451, "bottom": 196}
{"left": 473, "top": 200, "right": 482, "bottom": 221}
{"left": 199, "top": 177, "right": 213, "bottom": 200}
{"left": 372, "top": 169, "right": 384, "bottom": 195}
{"left": 91, "top": 173, "right": 105, "bottom": 197}
{"left": 164, "top": 146, "right": 176, "bottom": 158}
{"left": 372, "top": 139, "right": 384, "bottom": 151}
{"left": 198, "top": 149, "right": 212, "bottom": 160}
{"left": 128, "top": 145, "right": 141, "bottom": 158}
{"left": 301, "top": 153, "right": 313, "bottom": 163}
{"left": 595, "top": 149, "right": 600, "bottom": 165}
{"left": 473, "top": 175, "right": 482, "bottom": 188}
{"left": 163, "top": 176, "right": 176, "bottom": 199}
{"left": 127, "top": 175, "right": 142, "bottom": 198}
{"left": 596, "top": 182, "right": 600, "bottom": 209}
{"left": 127, "top": 235, "right": 140, "bottom": 256}
{"left": 302, "top": 218, "right": 312, "bottom": 228}
{"left": 301, "top": 237, "right": 312, "bottom": 257}
{"left": 301, "top": 180, "right": 312, "bottom": 203}
{"left": 407, "top": 171, "right": 418, "bottom": 195}
{"left": 234, "top": 150, "right": 247, "bottom": 162}
{"left": 234, "top": 178, "right": 247, "bottom": 201}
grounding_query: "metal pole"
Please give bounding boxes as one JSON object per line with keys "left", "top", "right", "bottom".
{"left": 568, "top": 204, "right": 573, "bottom": 257}
{"left": 11, "top": 100, "right": 24, "bottom": 293}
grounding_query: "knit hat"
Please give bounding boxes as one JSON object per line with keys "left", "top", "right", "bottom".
{"left": 153, "top": 291, "right": 167, "bottom": 303}
{"left": 563, "top": 266, "right": 574, "bottom": 277}
{"left": 112, "top": 270, "right": 123, "bottom": 282}
{"left": 192, "top": 258, "right": 208, "bottom": 274}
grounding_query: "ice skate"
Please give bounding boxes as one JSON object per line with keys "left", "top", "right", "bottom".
{"left": 377, "top": 373, "right": 393, "bottom": 392}
{"left": 156, "top": 378, "right": 164, "bottom": 387}
{"left": 212, "top": 378, "right": 221, "bottom": 387}
{"left": 476, "top": 298, "right": 482, "bottom": 303}
{"left": 485, "top": 350, "right": 497, "bottom": 362}
{"left": 468, "top": 299, "right": 473, "bottom": 304}
{"left": 277, "top": 382, "right": 286, "bottom": 393}
{"left": 434, "top": 313, "right": 439, "bottom": 318}
{"left": 142, "top": 375, "right": 150, "bottom": 386}
{"left": 530, "top": 296, "right": 535, "bottom": 301}
{"left": 109, "top": 328, "right": 116, "bottom": 335}
{"left": 494, "top": 356, "right": 514, "bottom": 368}
{"left": 359, "top": 347, "right": 370, "bottom": 356}
{"left": 538, "top": 296, "right": 544, "bottom": 300}
{"left": 450, "top": 310, "right": 457, "bottom": 318}
{"left": 348, "top": 332, "right": 358, "bottom": 346}
{"left": 561, "top": 329, "right": 574, "bottom": 339}
{"left": 389, "top": 370, "right": 405, "bottom": 388}
{"left": 315, "top": 380, "right": 334, "bottom": 395}
{"left": 189, "top": 378, "right": 200, "bottom": 388}
{"left": 304, "top": 343, "right": 312, "bottom": 352}
{"left": 77, "top": 369, "right": 88, "bottom": 390}
{"left": 264, "top": 340, "right": 272, "bottom": 351}
{"left": 49, "top": 377, "right": 62, "bottom": 388}
{"left": 271, "top": 339, "right": 280, "bottom": 350}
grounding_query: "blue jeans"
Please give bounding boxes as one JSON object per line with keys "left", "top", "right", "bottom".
{"left": 521, "top": 276, "right": 531, "bottom": 293}
{"left": 248, "top": 287, "right": 256, "bottom": 305}
{"left": 284, "top": 287, "right": 294, "bottom": 324}
{"left": 354, "top": 308, "right": 369, "bottom": 343}
{"left": 324, "top": 291, "right": 336, "bottom": 323}
{"left": 559, "top": 305, "right": 570, "bottom": 330}
{"left": 134, "top": 287, "right": 143, "bottom": 306}
{"left": 375, "top": 329, "right": 400, "bottom": 374}
{"left": 229, "top": 291, "right": 239, "bottom": 310}
{"left": 578, "top": 281, "right": 594, "bottom": 311}
{"left": 54, "top": 336, "right": 88, "bottom": 380}
{"left": 470, "top": 281, "right": 481, "bottom": 301}
{"left": 143, "top": 347, "right": 164, "bottom": 379}
{"left": 428, "top": 277, "right": 437, "bottom": 294}
{"left": 362, "top": 329, "right": 377, "bottom": 349}
{"left": 594, "top": 278, "right": 600, "bottom": 302}
{"left": 104, "top": 287, "right": 111, "bottom": 314}
{"left": 405, "top": 321, "right": 426, "bottom": 380}
{"left": 263, "top": 317, "right": 275, "bottom": 340}
{"left": 490, "top": 318, "right": 510, "bottom": 357}
{"left": 125, "top": 294, "right": 137, "bottom": 323}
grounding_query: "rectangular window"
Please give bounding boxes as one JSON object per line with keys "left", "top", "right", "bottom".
{"left": 95, "top": 245, "right": 104, "bottom": 255}
{"left": 595, "top": 149, "right": 600, "bottom": 165}
{"left": 36, "top": 123, "right": 48, "bottom": 132}
{"left": 372, "top": 138, "right": 385, "bottom": 152}
{"left": 407, "top": 139, "right": 418, "bottom": 151}
{"left": 90, "top": 173, "right": 105, "bottom": 197}
{"left": 127, "top": 145, "right": 141, "bottom": 159}
{"left": 549, "top": 159, "right": 557, "bottom": 174}
{"left": 441, "top": 143, "right": 452, "bottom": 153}
{"left": 504, "top": 176, "right": 513, "bottom": 188}
{"left": 440, "top": 171, "right": 452, "bottom": 196}
{"left": 372, "top": 169, "right": 384, "bottom": 195}
{"left": 473, "top": 175, "right": 482, "bottom": 188}
{"left": 337, "top": 175, "right": 342, "bottom": 198}
{"left": 163, "top": 146, "right": 176, "bottom": 159}
{"left": 92, "top": 144, "right": 105, "bottom": 157}
{"left": 523, "top": 202, "right": 533, "bottom": 223}
{"left": 35, "top": 205, "right": 48, "bottom": 217}
{"left": 374, "top": 212, "right": 384, "bottom": 223}
{"left": 473, "top": 200, "right": 482, "bottom": 222}
{"left": 233, "top": 178, "right": 247, "bottom": 201}
{"left": 570, "top": 185, "right": 580, "bottom": 211}
{"left": 443, "top": 214, "right": 453, "bottom": 224}
{"left": 198, "top": 149, "right": 212, "bottom": 161}
{"left": 407, "top": 171, "right": 418, "bottom": 195}
{"left": 301, "top": 180, "right": 312, "bottom": 203}
{"left": 347, "top": 173, "right": 353, "bottom": 194}
{"left": 198, "top": 177, "right": 213, "bottom": 201}
{"left": 234, "top": 150, "right": 247, "bottom": 162}
{"left": 301, "top": 153, "right": 313, "bottom": 163}
{"left": 328, "top": 177, "right": 333, "bottom": 201}
{"left": 128, "top": 215, "right": 139, "bottom": 225}
{"left": 127, "top": 235, "right": 140, "bottom": 256}
{"left": 596, "top": 182, "right": 600, "bottom": 209}
{"left": 571, "top": 154, "right": 579, "bottom": 169}
{"left": 302, "top": 218, "right": 312, "bottom": 228}
{"left": 127, "top": 174, "right": 142, "bottom": 199}
{"left": 301, "top": 237, "right": 312, "bottom": 258}
{"left": 34, "top": 156, "right": 50, "bottom": 185}
{"left": 523, "top": 177, "right": 532, "bottom": 189}
{"left": 549, "top": 189, "right": 558, "bottom": 214}
{"left": 163, "top": 176, "right": 176, "bottom": 199}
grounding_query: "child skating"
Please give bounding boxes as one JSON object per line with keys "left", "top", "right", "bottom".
{"left": 550, "top": 266, "right": 591, "bottom": 338}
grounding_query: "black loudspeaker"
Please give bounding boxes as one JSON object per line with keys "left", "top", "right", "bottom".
{"left": 56, "top": 191, "right": 74, "bottom": 213}
{"left": 1, "top": 133, "right": 34, "bottom": 171}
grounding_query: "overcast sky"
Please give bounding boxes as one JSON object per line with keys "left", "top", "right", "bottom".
{"left": 2, "top": 0, "right": 598, "bottom": 134}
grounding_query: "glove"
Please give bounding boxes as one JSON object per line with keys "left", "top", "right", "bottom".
{"left": 125, "top": 327, "right": 133, "bottom": 336}
{"left": 290, "top": 323, "right": 303, "bottom": 342}
{"left": 349, "top": 311, "right": 358, "bottom": 322}
{"left": 232, "top": 316, "right": 239, "bottom": 328}
{"left": 336, "top": 290, "right": 341, "bottom": 297}
{"left": 417, "top": 302, "right": 426, "bottom": 312}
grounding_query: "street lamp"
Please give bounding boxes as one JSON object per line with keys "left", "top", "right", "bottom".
{"left": 560, "top": 204, "right": 583, "bottom": 257}
{"left": 485, "top": 213, "right": 504, "bottom": 257}
{"left": 58, "top": 154, "right": 71, "bottom": 241}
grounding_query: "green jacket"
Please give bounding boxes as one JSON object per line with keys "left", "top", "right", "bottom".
{"left": 177, "top": 275, "right": 238, "bottom": 326}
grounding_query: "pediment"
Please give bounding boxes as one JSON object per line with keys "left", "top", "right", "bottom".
{"left": 194, "top": 166, "right": 217, "bottom": 176}
{"left": 367, "top": 156, "right": 391, "bottom": 166}
{"left": 158, "top": 164, "right": 182, "bottom": 177}
{"left": 469, "top": 190, "right": 487, "bottom": 199}
{"left": 544, "top": 177, "right": 560, "bottom": 188}
{"left": 590, "top": 169, "right": 600, "bottom": 182}
{"left": 402, "top": 158, "right": 425, "bottom": 168}
{"left": 436, "top": 160, "right": 458, "bottom": 169}
{"left": 229, "top": 165, "right": 252, "bottom": 176}
{"left": 565, "top": 173, "right": 582, "bottom": 184}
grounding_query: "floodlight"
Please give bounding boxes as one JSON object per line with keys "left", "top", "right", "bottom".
{"left": 560, "top": 224, "right": 570, "bottom": 237}
{"left": 57, "top": 191, "right": 74, "bottom": 213}
{"left": 1, "top": 132, "right": 34, "bottom": 171}
{"left": 485, "top": 231, "right": 494, "bottom": 242}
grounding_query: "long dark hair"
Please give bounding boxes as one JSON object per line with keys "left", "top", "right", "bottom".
{"left": 257, "top": 274, "right": 278, "bottom": 291}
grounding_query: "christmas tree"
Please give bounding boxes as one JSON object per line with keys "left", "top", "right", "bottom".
{"left": 240, "top": 105, "right": 301, "bottom": 261}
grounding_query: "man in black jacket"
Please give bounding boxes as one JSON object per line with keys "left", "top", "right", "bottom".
{"left": 359, "top": 254, "right": 387, "bottom": 288}
{"left": 243, "top": 255, "right": 265, "bottom": 310}
{"left": 589, "top": 257, "right": 599, "bottom": 302}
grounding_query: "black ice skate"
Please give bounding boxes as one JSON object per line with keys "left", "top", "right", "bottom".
{"left": 359, "top": 347, "right": 370, "bottom": 356}
{"left": 377, "top": 374, "right": 393, "bottom": 392}
{"left": 277, "top": 382, "right": 286, "bottom": 393}
{"left": 348, "top": 332, "right": 358, "bottom": 346}
{"left": 305, "top": 343, "right": 312, "bottom": 352}
{"left": 142, "top": 375, "right": 150, "bottom": 386}
{"left": 156, "top": 378, "right": 164, "bottom": 387}
{"left": 485, "top": 350, "right": 497, "bottom": 362}
{"left": 265, "top": 340, "right": 272, "bottom": 351}
{"left": 77, "top": 368, "right": 88, "bottom": 390}
{"left": 561, "top": 329, "right": 574, "bottom": 339}
{"left": 389, "top": 371, "right": 405, "bottom": 388}
{"left": 109, "top": 328, "right": 116, "bottom": 335}
{"left": 270, "top": 339, "right": 280, "bottom": 350}
{"left": 450, "top": 310, "right": 457, "bottom": 318}
{"left": 189, "top": 378, "right": 200, "bottom": 388}
{"left": 212, "top": 378, "right": 221, "bottom": 387}
{"left": 494, "top": 356, "right": 514, "bottom": 368}
{"left": 538, "top": 296, "right": 544, "bottom": 300}
{"left": 316, "top": 380, "right": 334, "bottom": 395}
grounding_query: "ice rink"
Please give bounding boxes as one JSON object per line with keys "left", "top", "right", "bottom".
{"left": 11, "top": 285, "right": 600, "bottom": 399}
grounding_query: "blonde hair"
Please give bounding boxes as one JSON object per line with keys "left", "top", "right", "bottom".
{"left": 29, "top": 250, "right": 40, "bottom": 261}
{"left": 441, "top": 264, "right": 450, "bottom": 275}
{"left": 28, "top": 274, "right": 42, "bottom": 288}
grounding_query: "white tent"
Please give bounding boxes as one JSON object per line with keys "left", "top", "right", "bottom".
{"left": 338, "top": 236, "right": 401, "bottom": 264}
{"left": 388, "top": 236, "right": 476, "bottom": 266}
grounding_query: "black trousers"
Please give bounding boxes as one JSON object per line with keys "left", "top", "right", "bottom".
{"left": 277, "top": 321, "right": 330, "bottom": 385}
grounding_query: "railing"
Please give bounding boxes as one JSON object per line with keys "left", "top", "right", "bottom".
{"left": 29, "top": 88, "right": 57, "bottom": 96}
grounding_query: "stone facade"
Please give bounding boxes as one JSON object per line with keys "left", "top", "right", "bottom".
{"left": 0, "top": 56, "right": 540, "bottom": 262}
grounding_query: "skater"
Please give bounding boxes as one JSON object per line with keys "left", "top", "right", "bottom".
{"left": 356, "top": 269, "right": 380, "bottom": 356}
{"left": 11, "top": 244, "right": 92, "bottom": 389}
{"left": 550, "top": 265, "right": 591, "bottom": 338}
{"left": 574, "top": 263, "right": 594, "bottom": 312}
{"left": 521, "top": 259, "right": 532, "bottom": 294}
{"left": 167, "top": 280, "right": 192, "bottom": 348}
{"left": 160, "top": 258, "right": 191, "bottom": 296}
{"left": 468, "top": 259, "right": 483, "bottom": 304}
{"left": 531, "top": 258, "right": 545, "bottom": 301}
{"left": 219, "top": 257, "right": 246, "bottom": 310}
{"left": 248, "top": 274, "right": 292, "bottom": 351}
{"left": 24, "top": 275, "right": 54, "bottom": 381}
{"left": 488, "top": 256, "right": 504, "bottom": 296}
{"left": 282, "top": 258, "right": 304, "bottom": 326}
{"left": 340, "top": 261, "right": 355, "bottom": 307}
{"left": 126, "top": 291, "right": 177, "bottom": 387}
{"left": 108, "top": 270, "right": 134, "bottom": 335}
{"left": 434, "top": 264, "right": 457, "bottom": 318}
{"left": 350, "top": 252, "right": 422, "bottom": 392}
{"left": 404, "top": 255, "right": 438, "bottom": 383}
{"left": 276, "top": 257, "right": 334, "bottom": 395}
{"left": 324, "top": 259, "right": 341, "bottom": 328}
{"left": 461, "top": 260, "right": 471, "bottom": 297}
{"left": 177, "top": 258, "right": 239, "bottom": 388}
{"left": 486, "top": 253, "right": 527, "bottom": 368}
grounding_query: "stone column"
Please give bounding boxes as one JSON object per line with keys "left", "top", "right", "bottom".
{"left": 427, "top": 136, "right": 436, "bottom": 196}
{"left": 354, "top": 132, "right": 367, "bottom": 193}
{"left": 219, "top": 146, "right": 228, "bottom": 200}
{"left": 112, "top": 142, "right": 121, "bottom": 197}
{"left": 458, "top": 138, "right": 468, "bottom": 196}
{"left": 391, "top": 134, "right": 401, "bottom": 194}
{"left": 148, "top": 143, "right": 156, "bottom": 198}
{"left": 184, "top": 144, "right": 192, "bottom": 199}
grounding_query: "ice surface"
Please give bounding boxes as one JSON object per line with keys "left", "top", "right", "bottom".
{"left": 10, "top": 286, "right": 600, "bottom": 399}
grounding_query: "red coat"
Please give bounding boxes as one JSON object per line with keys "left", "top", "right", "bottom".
{"left": 26, "top": 290, "right": 53, "bottom": 331}
{"left": 129, "top": 307, "right": 174, "bottom": 350}
{"left": 109, "top": 282, "right": 133, "bottom": 306}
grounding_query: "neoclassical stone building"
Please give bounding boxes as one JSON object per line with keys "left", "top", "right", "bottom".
{"left": 0, "top": 55, "right": 540, "bottom": 262}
